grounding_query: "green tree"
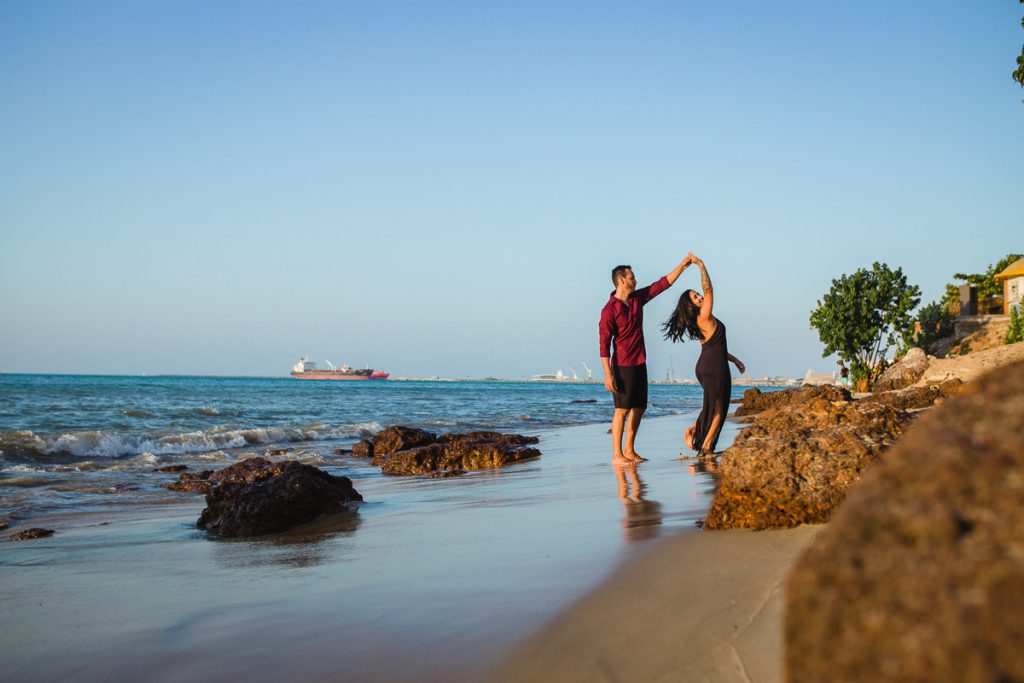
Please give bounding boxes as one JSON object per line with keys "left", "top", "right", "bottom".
{"left": 941, "top": 252, "right": 1024, "bottom": 309}
{"left": 1015, "top": 1, "right": 1024, "bottom": 89}
{"left": 810, "top": 262, "right": 921, "bottom": 387}
{"left": 899, "top": 300, "right": 954, "bottom": 355}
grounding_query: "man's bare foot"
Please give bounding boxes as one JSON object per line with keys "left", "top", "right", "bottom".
{"left": 623, "top": 452, "right": 648, "bottom": 462}
{"left": 684, "top": 425, "right": 695, "bottom": 450}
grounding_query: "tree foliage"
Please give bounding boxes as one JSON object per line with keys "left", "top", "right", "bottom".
{"left": 1015, "top": 1, "right": 1024, "bottom": 89}
{"left": 810, "top": 262, "right": 920, "bottom": 386}
{"left": 941, "top": 253, "right": 1024, "bottom": 308}
{"left": 899, "top": 300, "right": 954, "bottom": 356}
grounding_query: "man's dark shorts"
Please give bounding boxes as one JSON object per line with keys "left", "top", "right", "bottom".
{"left": 612, "top": 364, "right": 648, "bottom": 409}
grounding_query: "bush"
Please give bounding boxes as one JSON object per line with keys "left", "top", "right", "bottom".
{"left": 1008, "top": 306, "right": 1024, "bottom": 345}
{"left": 900, "top": 301, "right": 954, "bottom": 355}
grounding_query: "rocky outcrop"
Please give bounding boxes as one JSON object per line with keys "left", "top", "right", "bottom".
{"left": 704, "top": 392, "right": 905, "bottom": 530}
{"left": 734, "top": 384, "right": 851, "bottom": 418}
{"left": 10, "top": 528, "right": 55, "bottom": 541}
{"left": 167, "top": 470, "right": 214, "bottom": 494}
{"left": 370, "top": 426, "right": 437, "bottom": 458}
{"left": 786, "top": 360, "right": 1024, "bottom": 683}
{"left": 368, "top": 429, "right": 541, "bottom": 476}
{"left": 873, "top": 347, "right": 930, "bottom": 392}
{"left": 351, "top": 440, "right": 373, "bottom": 458}
{"left": 858, "top": 378, "right": 963, "bottom": 411}
{"left": 197, "top": 458, "right": 362, "bottom": 537}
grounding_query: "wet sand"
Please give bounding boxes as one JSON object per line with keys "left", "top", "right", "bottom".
{"left": 492, "top": 524, "right": 823, "bottom": 683}
{"left": 1, "top": 414, "right": 730, "bottom": 682}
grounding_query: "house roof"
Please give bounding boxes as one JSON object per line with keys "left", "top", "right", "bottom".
{"left": 995, "top": 257, "right": 1024, "bottom": 280}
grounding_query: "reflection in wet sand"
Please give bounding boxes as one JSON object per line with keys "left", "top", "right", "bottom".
{"left": 613, "top": 465, "right": 663, "bottom": 541}
{"left": 210, "top": 510, "right": 362, "bottom": 569}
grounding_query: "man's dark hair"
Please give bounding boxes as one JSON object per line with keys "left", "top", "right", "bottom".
{"left": 611, "top": 265, "right": 631, "bottom": 286}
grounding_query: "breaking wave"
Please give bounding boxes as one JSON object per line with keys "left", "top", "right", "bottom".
{"left": 0, "top": 422, "right": 382, "bottom": 463}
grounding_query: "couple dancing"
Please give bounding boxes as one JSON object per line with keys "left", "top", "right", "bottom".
{"left": 598, "top": 254, "right": 745, "bottom": 465}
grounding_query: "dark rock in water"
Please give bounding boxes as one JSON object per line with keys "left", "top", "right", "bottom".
{"left": 370, "top": 426, "right": 436, "bottom": 457}
{"left": 704, "top": 396, "right": 905, "bottom": 530}
{"left": 0, "top": 519, "right": 9, "bottom": 531}
{"left": 872, "top": 347, "right": 930, "bottom": 392}
{"left": 265, "top": 448, "right": 292, "bottom": 456}
{"left": 858, "top": 378, "right": 963, "bottom": 411}
{"left": 167, "top": 470, "right": 215, "bottom": 494}
{"left": 571, "top": 399, "right": 598, "bottom": 404}
{"left": 197, "top": 458, "right": 362, "bottom": 537}
{"left": 436, "top": 431, "right": 539, "bottom": 446}
{"left": 351, "top": 440, "right": 373, "bottom": 458}
{"left": 334, "top": 447, "right": 352, "bottom": 455}
{"left": 734, "top": 384, "right": 851, "bottom": 418}
{"left": 375, "top": 440, "right": 541, "bottom": 475}
{"left": 154, "top": 464, "right": 189, "bottom": 473}
{"left": 786, "top": 359, "right": 1024, "bottom": 683}
{"left": 10, "top": 528, "right": 55, "bottom": 541}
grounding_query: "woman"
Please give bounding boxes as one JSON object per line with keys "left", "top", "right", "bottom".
{"left": 662, "top": 254, "right": 745, "bottom": 455}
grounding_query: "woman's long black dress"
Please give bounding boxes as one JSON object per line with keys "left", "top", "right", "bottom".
{"left": 693, "top": 319, "right": 731, "bottom": 453}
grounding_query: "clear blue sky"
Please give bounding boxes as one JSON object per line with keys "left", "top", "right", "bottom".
{"left": 2, "top": 1, "right": 1021, "bottom": 379}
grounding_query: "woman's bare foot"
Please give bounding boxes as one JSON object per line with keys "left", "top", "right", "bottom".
{"left": 623, "top": 452, "right": 648, "bottom": 462}
{"left": 684, "top": 424, "right": 696, "bottom": 450}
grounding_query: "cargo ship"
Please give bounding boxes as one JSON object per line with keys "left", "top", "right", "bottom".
{"left": 290, "top": 357, "right": 390, "bottom": 380}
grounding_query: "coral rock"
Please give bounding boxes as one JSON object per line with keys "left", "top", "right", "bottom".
{"left": 10, "top": 528, "right": 55, "bottom": 541}
{"left": 873, "top": 347, "right": 930, "bottom": 392}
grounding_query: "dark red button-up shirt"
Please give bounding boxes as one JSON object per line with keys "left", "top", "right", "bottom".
{"left": 599, "top": 276, "right": 670, "bottom": 366}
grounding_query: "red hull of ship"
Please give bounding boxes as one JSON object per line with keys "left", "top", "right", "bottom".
{"left": 290, "top": 372, "right": 389, "bottom": 381}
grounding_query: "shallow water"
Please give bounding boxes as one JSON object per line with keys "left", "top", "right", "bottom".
{"left": 0, "top": 416, "right": 736, "bottom": 682}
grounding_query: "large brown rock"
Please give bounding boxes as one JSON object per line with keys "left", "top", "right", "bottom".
{"left": 370, "top": 426, "right": 436, "bottom": 457}
{"left": 197, "top": 458, "right": 362, "bottom": 537}
{"left": 873, "top": 347, "right": 930, "bottom": 392}
{"left": 372, "top": 431, "right": 541, "bottom": 475}
{"left": 786, "top": 360, "right": 1024, "bottom": 683}
{"left": 704, "top": 397, "right": 905, "bottom": 530}
{"left": 351, "top": 440, "right": 373, "bottom": 458}
{"left": 734, "top": 384, "right": 851, "bottom": 418}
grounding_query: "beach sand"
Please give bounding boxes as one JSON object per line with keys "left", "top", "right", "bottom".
{"left": 492, "top": 524, "right": 822, "bottom": 683}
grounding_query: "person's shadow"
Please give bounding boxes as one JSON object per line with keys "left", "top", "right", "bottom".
{"left": 613, "top": 464, "right": 663, "bottom": 541}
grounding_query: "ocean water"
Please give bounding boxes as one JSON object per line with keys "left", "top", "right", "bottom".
{"left": 0, "top": 374, "right": 724, "bottom": 521}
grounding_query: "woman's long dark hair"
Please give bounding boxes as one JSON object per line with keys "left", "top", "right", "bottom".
{"left": 663, "top": 289, "right": 703, "bottom": 343}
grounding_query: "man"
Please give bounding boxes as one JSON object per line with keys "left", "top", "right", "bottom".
{"left": 599, "top": 257, "right": 692, "bottom": 465}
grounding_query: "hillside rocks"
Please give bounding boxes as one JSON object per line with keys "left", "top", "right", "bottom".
{"left": 734, "top": 384, "right": 851, "bottom": 418}
{"left": 196, "top": 458, "right": 362, "bottom": 537}
{"left": 873, "top": 347, "right": 930, "bottom": 391}
{"left": 858, "top": 378, "right": 963, "bottom": 411}
{"left": 372, "top": 429, "right": 540, "bottom": 476}
{"left": 704, "top": 393, "right": 905, "bottom": 530}
{"left": 785, "top": 360, "right": 1024, "bottom": 683}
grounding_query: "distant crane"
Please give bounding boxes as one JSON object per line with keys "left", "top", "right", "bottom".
{"left": 568, "top": 366, "right": 578, "bottom": 380}
{"left": 581, "top": 361, "right": 593, "bottom": 380}
{"left": 324, "top": 359, "right": 336, "bottom": 370}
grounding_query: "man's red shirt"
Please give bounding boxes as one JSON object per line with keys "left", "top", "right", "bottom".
{"left": 598, "top": 276, "right": 670, "bottom": 367}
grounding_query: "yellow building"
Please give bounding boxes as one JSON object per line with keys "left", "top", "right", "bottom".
{"left": 994, "top": 257, "right": 1024, "bottom": 314}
